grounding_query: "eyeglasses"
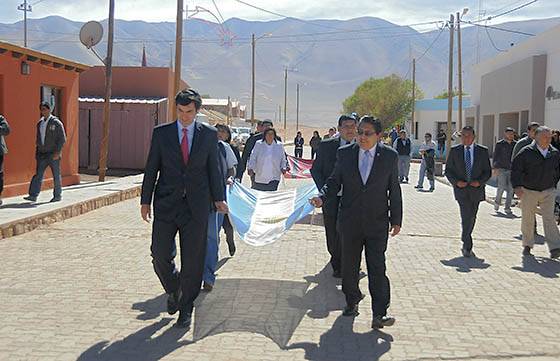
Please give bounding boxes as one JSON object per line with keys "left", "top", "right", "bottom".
{"left": 357, "top": 129, "right": 377, "bottom": 137}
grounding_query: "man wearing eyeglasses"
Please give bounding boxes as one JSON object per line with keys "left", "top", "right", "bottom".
{"left": 311, "top": 116, "right": 402, "bottom": 329}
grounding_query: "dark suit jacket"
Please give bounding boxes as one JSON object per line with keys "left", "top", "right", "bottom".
{"left": 320, "top": 143, "right": 403, "bottom": 235}
{"left": 0, "top": 115, "right": 10, "bottom": 155}
{"left": 311, "top": 137, "right": 341, "bottom": 215}
{"left": 141, "top": 121, "right": 224, "bottom": 222}
{"left": 444, "top": 143, "right": 492, "bottom": 202}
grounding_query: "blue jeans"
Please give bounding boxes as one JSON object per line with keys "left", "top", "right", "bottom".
{"left": 203, "top": 211, "right": 225, "bottom": 285}
{"left": 495, "top": 169, "right": 513, "bottom": 211}
{"left": 417, "top": 159, "right": 435, "bottom": 189}
{"left": 28, "top": 155, "right": 62, "bottom": 198}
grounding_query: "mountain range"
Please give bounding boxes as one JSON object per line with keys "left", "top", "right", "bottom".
{"left": 1, "top": 15, "right": 559, "bottom": 127}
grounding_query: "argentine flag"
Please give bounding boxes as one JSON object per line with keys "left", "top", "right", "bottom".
{"left": 227, "top": 181, "right": 318, "bottom": 246}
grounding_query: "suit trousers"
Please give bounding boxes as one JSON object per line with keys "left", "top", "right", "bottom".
{"left": 520, "top": 188, "right": 560, "bottom": 250}
{"left": 341, "top": 225, "right": 390, "bottom": 317}
{"left": 151, "top": 202, "right": 209, "bottom": 313}
{"left": 322, "top": 197, "right": 341, "bottom": 273}
{"left": 397, "top": 155, "right": 411, "bottom": 180}
{"left": 458, "top": 198, "right": 480, "bottom": 252}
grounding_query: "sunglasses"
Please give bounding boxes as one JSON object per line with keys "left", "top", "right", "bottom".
{"left": 357, "top": 129, "right": 377, "bottom": 137}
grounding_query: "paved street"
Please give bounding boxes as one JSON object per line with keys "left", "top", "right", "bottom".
{"left": 1, "top": 164, "right": 560, "bottom": 361}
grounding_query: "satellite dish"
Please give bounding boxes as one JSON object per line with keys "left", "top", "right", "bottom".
{"left": 79, "top": 21, "right": 103, "bottom": 49}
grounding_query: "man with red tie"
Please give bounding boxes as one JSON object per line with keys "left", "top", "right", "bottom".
{"left": 141, "top": 89, "right": 227, "bottom": 329}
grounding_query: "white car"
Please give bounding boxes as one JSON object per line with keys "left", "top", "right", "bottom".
{"left": 232, "top": 127, "right": 252, "bottom": 145}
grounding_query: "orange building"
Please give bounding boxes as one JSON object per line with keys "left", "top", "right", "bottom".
{"left": 0, "top": 41, "right": 89, "bottom": 197}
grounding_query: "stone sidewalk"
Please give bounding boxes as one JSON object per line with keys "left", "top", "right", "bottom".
{"left": 0, "top": 169, "right": 559, "bottom": 361}
{"left": 0, "top": 174, "right": 143, "bottom": 239}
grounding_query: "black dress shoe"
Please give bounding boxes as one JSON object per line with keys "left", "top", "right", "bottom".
{"left": 50, "top": 197, "right": 62, "bottom": 203}
{"left": 167, "top": 290, "right": 180, "bottom": 315}
{"left": 522, "top": 246, "right": 532, "bottom": 256}
{"left": 550, "top": 248, "right": 560, "bottom": 259}
{"left": 175, "top": 312, "right": 192, "bottom": 329}
{"left": 202, "top": 282, "right": 214, "bottom": 292}
{"left": 23, "top": 195, "right": 37, "bottom": 202}
{"left": 332, "top": 270, "right": 342, "bottom": 278}
{"left": 342, "top": 293, "right": 365, "bottom": 316}
{"left": 371, "top": 315, "right": 396, "bottom": 329}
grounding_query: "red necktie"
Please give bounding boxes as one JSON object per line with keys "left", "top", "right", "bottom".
{"left": 181, "top": 128, "right": 189, "bottom": 164}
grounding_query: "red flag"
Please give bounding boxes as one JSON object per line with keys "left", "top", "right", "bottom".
{"left": 286, "top": 155, "right": 314, "bottom": 179}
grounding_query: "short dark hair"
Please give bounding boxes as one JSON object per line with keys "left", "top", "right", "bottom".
{"left": 338, "top": 114, "right": 357, "bottom": 127}
{"left": 505, "top": 127, "right": 515, "bottom": 132}
{"left": 215, "top": 123, "right": 232, "bottom": 143}
{"left": 462, "top": 125, "right": 475, "bottom": 135}
{"left": 262, "top": 119, "right": 273, "bottom": 127}
{"left": 175, "top": 88, "right": 202, "bottom": 110}
{"left": 425, "top": 132, "right": 432, "bottom": 138}
{"left": 256, "top": 120, "right": 264, "bottom": 127}
{"left": 358, "top": 116, "right": 382, "bottom": 134}
{"left": 528, "top": 122, "right": 540, "bottom": 131}
{"left": 263, "top": 127, "right": 278, "bottom": 141}
{"left": 40, "top": 101, "right": 51, "bottom": 110}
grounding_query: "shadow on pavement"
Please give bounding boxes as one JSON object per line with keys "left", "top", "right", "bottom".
{"left": 77, "top": 318, "right": 190, "bottom": 361}
{"left": 512, "top": 256, "right": 560, "bottom": 278}
{"left": 440, "top": 256, "right": 491, "bottom": 273}
{"left": 0, "top": 201, "right": 50, "bottom": 209}
{"left": 492, "top": 212, "right": 521, "bottom": 219}
{"left": 287, "top": 316, "right": 393, "bottom": 361}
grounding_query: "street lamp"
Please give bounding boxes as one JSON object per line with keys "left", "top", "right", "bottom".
{"left": 251, "top": 32, "right": 272, "bottom": 124}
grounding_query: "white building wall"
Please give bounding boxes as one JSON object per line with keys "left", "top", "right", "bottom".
{"left": 545, "top": 50, "right": 560, "bottom": 129}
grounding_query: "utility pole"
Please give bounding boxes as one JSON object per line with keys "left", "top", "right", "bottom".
{"left": 446, "top": 14, "right": 455, "bottom": 158}
{"left": 279, "top": 105, "right": 283, "bottom": 136}
{"left": 283, "top": 67, "right": 288, "bottom": 137}
{"left": 296, "top": 83, "right": 300, "bottom": 133}
{"left": 17, "top": 0, "right": 32, "bottom": 47}
{"left": 411, "top": 58, "right": 416, "bottom": 138}
{"left": 172, "top": 0, "right": 184, "bottom": 121}
{"left": 457, "top": 12, "right": 464, "bottom": 132}
{"left": 98, "top": 0, "right": 115, "bottom": 182}
{"left": 251, "top": 33, "right": 256, "bottom": 124}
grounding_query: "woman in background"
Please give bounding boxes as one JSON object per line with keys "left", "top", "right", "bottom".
{"left": 310, "top": 131, "right": 321, "bottom": 159}
{"left": 248, "top": 128, "right": 287, "bottom": 191}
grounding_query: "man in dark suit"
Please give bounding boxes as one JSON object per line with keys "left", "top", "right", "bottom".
{"left": 444, "top": 126, "right": 491, "bottom": 258}
{"left": 311, "top": 116, "right": 402, "bottom": 329}
{"left": 310, "top": 114, "right": 357, "bottom": 278}
{"left": 0, "top": 114, "right": 10, "bottom": 205}
{"left": 141, "top": 89, "right": 228, "bottom": 329}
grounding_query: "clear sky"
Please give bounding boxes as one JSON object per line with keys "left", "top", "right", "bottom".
{"left": 1, "top": 0, "right": 557, "bottom": 29}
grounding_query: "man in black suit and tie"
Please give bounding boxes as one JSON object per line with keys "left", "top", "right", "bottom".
{"left": 444, "top": 126, "right": 491, "bottom": 258}
{"left": 310, "top": 114, "right": 357, "bottom": 278}
{"left": 141, "top": 89, "right": 228, "bottom": 328}
{"left": 311, "top": 116, "right": 402, "bottom": 329}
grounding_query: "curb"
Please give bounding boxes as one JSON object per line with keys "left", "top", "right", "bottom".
{"left": 0, "top": 185, "right": 141, "bottom": 240}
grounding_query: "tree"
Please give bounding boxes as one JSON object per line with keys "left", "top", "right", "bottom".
{"left": 343, "top": 74, "right": 423, "bottom": 130}
{"left": 434, "top": 89, "right": 468, "bottom": 99}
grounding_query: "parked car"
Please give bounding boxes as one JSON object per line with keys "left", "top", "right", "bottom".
{"left": 232, "top": 127, "right": 251, "bottom": 146}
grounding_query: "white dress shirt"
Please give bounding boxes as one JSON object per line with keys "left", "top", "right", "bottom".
{"left": 537, "top": 145, "right": 549, "bottom": 158}
{"left": 248, "top": 140, "right": 288, "bottom": 184}
{"left": 39, "top": 115, "right": 51, "bottom": 145}
{"left": 358, "top": 145, "right": 377, "bottom": 184}
{"left": 177, "top": 120, "right": 195, "bottom": 153}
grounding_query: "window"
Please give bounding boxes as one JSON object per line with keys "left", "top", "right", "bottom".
{"left": 40, "top": 85, "right": 62, "bottom": 118}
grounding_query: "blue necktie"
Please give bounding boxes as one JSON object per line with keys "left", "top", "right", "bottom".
{"left": 465, "top": 146, "right": 472, "bottom": 181}
{"left": 360, "top": 150, "right": 371, "bottom": 184}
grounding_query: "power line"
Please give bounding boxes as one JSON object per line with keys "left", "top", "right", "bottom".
{"left": 403, "top": 25, "right": 446, "bottom": 79}
{"left": 485, "top": 26, "right": 507, "bottom": 52}
{"left": 486, "top": 0, "right": 538, "bottom": 21}
{"left": 211, "top": 0, "right": 226, "bottom": 23}
{"left": 466, "top": 21, "right": 535, "bottom": 36}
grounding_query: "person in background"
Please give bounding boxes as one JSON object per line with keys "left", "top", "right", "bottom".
{"left": 248, "top": 128, "right": 288, "bottom": 191}
{"left": 294, "top": 131, "right": 304, "bottom": 158}
{"left": 393, "top": 130, "right": 411, "bottom": 183}
{"left": 324, "top": 127, "right": 336, "bottom": 140}
{"left": 436, "top": 129, "right": 447, "bottom": 158}
{"left": 216, "top": 124, "right": 239, "bottom": 257}
{"left": 202, "top": 132, "right": 238, "bottom": 292}
{"left": 238, "top": 120, "right": 281, "bottom": 183}
{"left": 389, "top": 128, "right": 398, "bottom": 144}
{"left": 511, "top": 126, "right": 560, "bottom": 259}
{"left": 309, "top": 131, "right": 322, "bottom": 159}
{"left": 311, "top": 114, "right": 358, "bottom": 278}
{"left": 512, "top": 122, "right": 540, "bottom": 160}
{"left": 551, "top": 129, "right": 560, "bottom": 150}
{"left": 445, "top": 126, "right": 491, "bottom": 258}
{"left": 492, "top": 127, "right": 516, "bottom": 215}
{"left": 0, "top": 114, "right": 10, "bottom": 205}
{"left": 415, "top": 133, "right": 437, "bottom": 192}
{"left": 24, "top": 102, "right": 66, "bottom": 203}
